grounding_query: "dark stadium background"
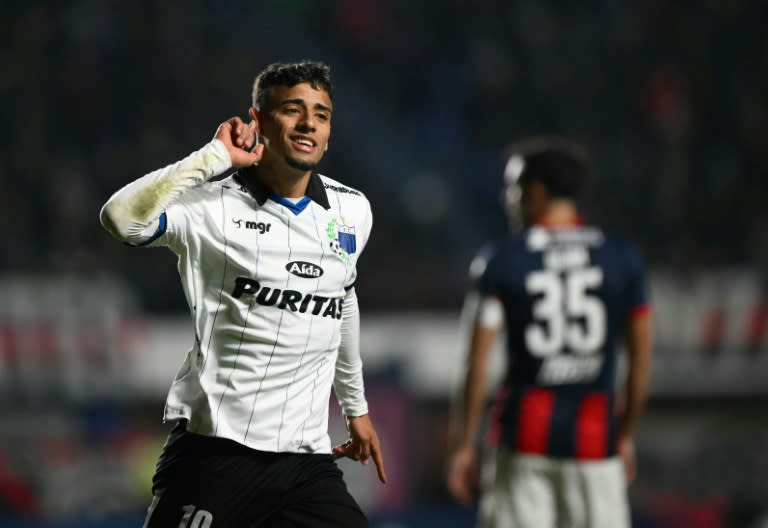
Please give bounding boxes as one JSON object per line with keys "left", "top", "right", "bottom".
{"left": 2, "top": 1, "right": 767, "bottom": 526}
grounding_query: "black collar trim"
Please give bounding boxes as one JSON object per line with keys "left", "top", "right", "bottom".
{"left": 234, "top": 166, "right": 331, "bottom": 210}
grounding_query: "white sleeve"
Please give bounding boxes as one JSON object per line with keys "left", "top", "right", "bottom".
{"left": 333, "top": 287, "right": 369, "bottom": 417}
{"left": 476, "top": 295, "right": 504, "bottom": 329}
{"left": 99, "top": 139, "right": 232, "bottom": 245}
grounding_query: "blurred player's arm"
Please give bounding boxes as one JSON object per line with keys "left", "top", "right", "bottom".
{"left": 331, "top": 287, "right": 387, "bottom": 484}
{"left": 99, "top": 117, "right": 261, "bottom": 244}
{"left": 618, "top": 309, "right": 653, "bottom": 483}
{"left": 447, "top": 294, "right": 502, "bottom": 506}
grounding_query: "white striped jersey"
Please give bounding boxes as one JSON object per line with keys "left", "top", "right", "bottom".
{"left": 140, "top": 160, "right": 373, "bottom": 454}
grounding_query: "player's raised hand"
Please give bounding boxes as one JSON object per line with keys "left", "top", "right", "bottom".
{"left": 332, "top": 414, "right": 388, "bottom": 484}
{"left": 447, "top": 445, "right": 479, "bottom": 507}
{"left": 214, "top": 116, "right": 263, "bottom": 167}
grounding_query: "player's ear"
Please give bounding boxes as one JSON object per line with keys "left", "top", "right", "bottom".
{"left": 248, "top": 107, "right": 261, "bottom": 134}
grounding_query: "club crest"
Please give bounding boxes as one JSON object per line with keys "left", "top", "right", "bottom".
{"left": 326, "top": 217, "right": 357, "bottom": 263}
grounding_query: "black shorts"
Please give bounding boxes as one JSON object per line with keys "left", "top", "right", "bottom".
{"left": 143, "top": 421, "right": 367, "bottom": 528}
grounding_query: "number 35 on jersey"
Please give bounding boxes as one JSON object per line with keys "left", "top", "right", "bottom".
{"left": 525, "top": 267, "right": 607, "bottom": 385}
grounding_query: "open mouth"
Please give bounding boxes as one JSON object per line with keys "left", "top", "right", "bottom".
{"left": 290, "top": 136, "right": 316, "bottom": 153}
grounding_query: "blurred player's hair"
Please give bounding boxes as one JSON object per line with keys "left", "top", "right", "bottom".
{"left": 504, "top": 137, "right": 593, "bottom": 200}
{"left": 252, "top": 61, "right": 333, "bottom": 110}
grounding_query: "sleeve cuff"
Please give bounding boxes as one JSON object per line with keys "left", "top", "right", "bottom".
{"left": 205, "top": 139, "right": 234, "bottom": 178}
{"left": 341, "top": 401, "right": 369, "bottom": 418}
{"left": 630, "top": 304, "right": 651, "bottom": 319}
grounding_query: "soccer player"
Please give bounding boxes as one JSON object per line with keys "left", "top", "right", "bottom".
{"left": 447, "top": 138, "right": 652, "bottom": 528}
{"left": 100, "top": 61, "right": 386, "bottom": 527}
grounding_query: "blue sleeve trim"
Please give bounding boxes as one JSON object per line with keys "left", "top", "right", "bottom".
{"left": 135, "top": 212, "right": 168, "bottom": 247}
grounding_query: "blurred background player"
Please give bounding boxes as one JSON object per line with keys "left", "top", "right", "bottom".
{"left": 447, "top": 138, "right": 653, "bottom": 527}
{"left": 100, "top": 61, "right": 385, "bottom": 527}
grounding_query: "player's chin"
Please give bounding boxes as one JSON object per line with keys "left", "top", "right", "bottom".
{"left": 285, "top": 154, "right": 319, "bottom": 172}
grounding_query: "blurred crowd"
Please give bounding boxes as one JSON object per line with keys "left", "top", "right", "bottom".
{"left": 2, "top": 0, "right": 767, "bottom": 312}
{"left": 2, "top": 3, "right": 768, "bottom": 525}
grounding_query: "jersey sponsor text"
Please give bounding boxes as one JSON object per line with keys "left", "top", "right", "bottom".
{"left": 232, "top": 277, "right": 343, "bottom": 319}
{"left": 537, "top": 355, "right": 604, "bottom": 384}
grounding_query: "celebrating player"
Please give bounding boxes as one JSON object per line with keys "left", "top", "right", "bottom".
{"left": 447, "top": 138, "right": 652, "bottom": 527}
{"left": 101, "top": 61, "right": 385, "bottom": 527}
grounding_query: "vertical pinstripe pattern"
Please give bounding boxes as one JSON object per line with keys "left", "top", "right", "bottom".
{"left": 309, "top": 232, "right": 345, "bottom": 436}
{"left": 276, "top": 202, "right": 322, "bottom": 448}
{"left": 213, "top": 194, "right": 262, "bottom": 436}
{"left": 160, "top": 174, "right": 373, "bottom": 453}
{"left": 214, "top": 296, "right": 256, "bottom": 435}
{"left": 244, "top": 204, "right": 291, "bottom": 446}
{"left": 298, "top": 202, "right": 330, "bottom": 446}
{"left": 313, "top": 320, "right": 342, "bottom": 436}
{"left": 199, "top": 186, "right": 230, "bottom": 382}
{"left": 303, "top": 356, "right": 327, "bottom": 447}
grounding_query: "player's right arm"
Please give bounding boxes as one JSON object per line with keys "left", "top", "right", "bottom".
{"left": 447, "top": 318, "right": 499, "bottom": 506}
{"left": 447, "top": 247, "right": 504, "bottom": 506}
{"left": 100, "top": 117, "right": 263, "bottom": 245}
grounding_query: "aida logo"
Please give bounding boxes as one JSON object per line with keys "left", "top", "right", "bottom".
{"left": 286, "top": 261, "right": 324, "bottom": 278}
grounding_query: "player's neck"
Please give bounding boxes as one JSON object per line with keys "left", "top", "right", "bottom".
{"left": 535, "top": 201, "right": 582, "bottom": 228}
{"left": 253, "top": 165, "right": 311, "bottom": 199}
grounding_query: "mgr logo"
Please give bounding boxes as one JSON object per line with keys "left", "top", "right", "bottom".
{"left": 286, "top": 261, "right": 324, "bottom": 278}
{"left": 233, "top": 218, "right": 271, "bottom": 234}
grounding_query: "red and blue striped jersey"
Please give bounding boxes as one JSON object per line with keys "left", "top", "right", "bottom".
{"left": 474, "top": 225, "right": 649, "bottom": 459}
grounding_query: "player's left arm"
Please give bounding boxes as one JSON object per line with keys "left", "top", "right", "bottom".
{"left": 618, "top": 310, "right": 652, "bottom": 482}
{"left": 331, "top": 199, "right": 386, "bottom": 482}
{"left": 331, "top": 286, "right": 387, "bottom": 483}
{"left": 618, "top": 246, "right": 653, "bottom": 483}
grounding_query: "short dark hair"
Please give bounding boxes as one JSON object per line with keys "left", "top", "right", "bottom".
{"left": 251, "top": 61, "right": 333, "bottom": 110}
{"left": 506, "top": 137, "right": 592, "bottom": 199}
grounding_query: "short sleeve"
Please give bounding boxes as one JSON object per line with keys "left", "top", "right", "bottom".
{"left": 461, "top": 244, "right": 504, "bottom": 328}
{"left": 624, "top": 244, "right": 650, "bottom": 318}
{"left": 472, "top": 244, "right": 501, "bottom": 297}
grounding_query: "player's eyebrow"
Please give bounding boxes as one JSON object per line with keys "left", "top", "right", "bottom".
{"left": 278, "top": 98, "right": 333, "bottom": 114}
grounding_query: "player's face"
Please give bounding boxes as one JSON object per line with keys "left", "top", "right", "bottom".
{"left": 253, "top": 83, "right": 332, "bottom": 173}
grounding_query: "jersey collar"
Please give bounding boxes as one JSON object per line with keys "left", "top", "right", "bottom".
{"left": 235, "top": 167, "right": 331, "bottom": 210}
